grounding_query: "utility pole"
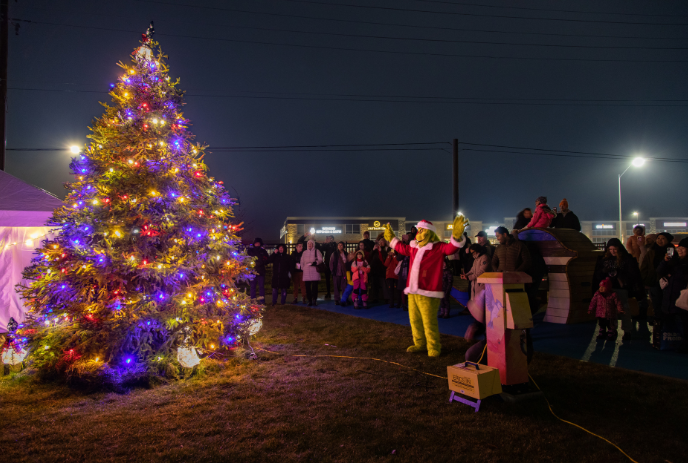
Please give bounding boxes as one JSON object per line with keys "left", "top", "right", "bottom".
{"left": 452, "top": 139, "right": 459, "bottom": 217}
{"left": 0, "top": 0, "right": 7, "bottom": 171}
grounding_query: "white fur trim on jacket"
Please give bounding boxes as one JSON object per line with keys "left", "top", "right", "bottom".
{"left": 450, "top": 234, "right": 466, "bottom": 249}
{"left": 404, "top": 241, "right": 443, "bottom": 298}
{"left": 390, "top": 236, "right": 400, "bottom": 249}
{"left": 416, "top": 220, "right": 436, "bottom": 233}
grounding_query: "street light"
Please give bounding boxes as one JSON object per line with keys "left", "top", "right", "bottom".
{"left": 618, "top": 157, "right": 645, "bottom": 241}
{"left": 69, "top": 145, "right": 81, "bottom": 154}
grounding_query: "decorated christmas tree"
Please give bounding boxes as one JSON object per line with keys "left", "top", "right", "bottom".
{"left": 16, "top": 24, "right": 263, "bottom": 384}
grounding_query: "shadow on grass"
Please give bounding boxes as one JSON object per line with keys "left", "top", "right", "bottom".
{"left": 1, "top": 304, "right": 686, "bottom": 463}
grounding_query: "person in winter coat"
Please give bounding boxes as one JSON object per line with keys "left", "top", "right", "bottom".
{"left": 640, "top": 232, "right": 675, "bottom": 320}
{"left": 474, "top": 231, "right": 495, "bottom": 258}
{"left": 625, "top": 225, "right": 646, "bottom": 263}
{"left": 267, "top": 244, "right": 292, "bottom": 306}
{"left": 384, "top": 217, "right": 468, "bottom": 357}
{"left": 384, "top": 249, "right": 400, "bottom": 308}
{"left": 439, "top": 259, "right": 454, "bottom": 318}
{"left": 512, "top": 208, "right": 533, "bottom": 231}
{"left": 329, "top": 241, "right": 349, "bottom": 306}
{"left": 657, "top": 238, "right": 688, "bottom": 352}
{"left": 588, "top": 278, "right": 624, "bottom": 340}
{"left": 340, "top": 252, "right": 356, "bottom": 306}
{"left": 550, "top": 198, "right": 581, "bottom": 232}
{"left": 300, "top": 240, "right": 323, "bottom": 307}
{"left": 247, "top": 238, "right": 269, "bottom": 302}
{"left": 592, "top": 238, "right": 644, "bottom": 339}
{"left": 396, "top": 235, "right": 411, "bottom": 310}
{"left": 518, "top": 196, "right": 556, "bottom": 231}
{"left": 290, "top": 242, "right": 307, "bottom": 304}
{"left": 352, "top": 250, "right": 371, "bottom": 309}
{"left": 492, "top": 227, "right": 531, "bottom": 273}
{"left": 462, "top": 244, "right": 492, "bottom": 340}
{"left": 320, "top": 235, "right": 337, "bottom": 299}
{"left": 368, "top": 238, "right": 390, "bottom": 304}
{"left": 357, "top": 241, "right": 371, "bottom": 262}
{"left": 361, "top": 231, "right": 375, "bottom": 252}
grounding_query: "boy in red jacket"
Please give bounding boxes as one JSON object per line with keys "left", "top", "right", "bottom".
{"left": 384, "top": 216, "right": 468, "bottom": 357}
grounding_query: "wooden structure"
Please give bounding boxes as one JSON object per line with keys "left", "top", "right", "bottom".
{"left": 477, "top": 272, "right": 533, "bottom": 386}
{"left": 517, "top": 228, "right": 603, "bottom": 324}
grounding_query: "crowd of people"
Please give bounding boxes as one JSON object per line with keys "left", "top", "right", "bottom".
{"left": 246, "top": 194, "right": 686, "bottom": 353}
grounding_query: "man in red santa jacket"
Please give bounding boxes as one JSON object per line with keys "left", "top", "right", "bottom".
{"left": 384, "top": 217, "right": 468, "bottom": 357}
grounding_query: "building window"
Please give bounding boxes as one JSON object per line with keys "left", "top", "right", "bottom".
{"left": 296, "top": 224, "right": 305, "bottom": 236}
{"left": 345, "top": 224, "right": 360, "bottom": 234}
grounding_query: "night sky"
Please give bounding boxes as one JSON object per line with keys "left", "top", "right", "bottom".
{"left": 6, "top": 0, "right": 688, "bottom": 240}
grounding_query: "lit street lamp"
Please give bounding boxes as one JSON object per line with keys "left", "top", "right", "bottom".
{"left": 618, "top": 157, "right": 645, "bottom": 241}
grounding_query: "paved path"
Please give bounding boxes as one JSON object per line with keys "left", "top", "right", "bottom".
{"left": 272, "top": 295, "right": 688, "bottom": 381}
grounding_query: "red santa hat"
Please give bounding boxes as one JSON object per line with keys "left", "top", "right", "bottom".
{"left": 416, "top": 220, "right": 436, "bottom": 233}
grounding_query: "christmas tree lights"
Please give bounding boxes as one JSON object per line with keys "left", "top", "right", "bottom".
{"left": 16, "top": 24, "right": 263, "bottom": 383}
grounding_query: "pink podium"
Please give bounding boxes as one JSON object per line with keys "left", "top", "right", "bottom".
{"left": 477, "top": 272, "right": 533, "bottom": 386}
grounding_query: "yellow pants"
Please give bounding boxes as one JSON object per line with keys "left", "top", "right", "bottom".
{"left": 408, "top": 294, "right": 441, "bottom": 355}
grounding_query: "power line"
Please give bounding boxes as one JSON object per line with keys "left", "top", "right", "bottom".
{"left": 130, "top": 0, "right": 688, "bottom": 41}
{"left": 414, "top": 0, "right": 688, "bottom": 19}
{"left": 10, "top": 87, "right": 688, "bottom": 107}
{"left": 461, "top": 147, "right": 688, "bottom": 163}
{"left": 7, "top": 142, "right": 450, "bottom": 151}
{"left": 256, "top": 0, "right": 688, "bottom": 26}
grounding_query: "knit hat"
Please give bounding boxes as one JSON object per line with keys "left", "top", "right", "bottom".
{"left": 606, "top": 238, "right": 624, "bottom": 251}
{"left": 253, "top": 237, "right": 263, "bottom": 246}
{"left": 658, "top": 232, "right": 674, "bottom": 243}
{"left": 536, "top": 196, "right": 547, "bottom": 204}
{"left": 416, "top": 220, "right": 436, "bottom": 233}
{"left": 679, "top": 238, "right": 688, "bottom": 249}
{"left": 599, "top": 278, "right": 612, "bottom": 292}
{"left": 559, "top": 198, "right": 569, "bottom": 210}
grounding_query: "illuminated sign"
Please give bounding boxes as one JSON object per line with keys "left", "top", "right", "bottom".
{"left": 315, "top": 227, "right": 342, "bottom": 234}
{"left": 664, "top": 222, "right": 687, "bottom": 227}
{"left": 368, "top": 220, "right": 386, "bottom": 231}
{"left": 595, "top": 224, "right": 615, "bottom": 229}
{"left": 446, "top": 224, "right": 453, "bottom": 230}
{"left": 374, "top": 221, "right": 381, "bottom": 227}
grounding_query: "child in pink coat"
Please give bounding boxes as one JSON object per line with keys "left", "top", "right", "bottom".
{"left": 520, "top": 196, "right": 556, "bottom": 230}
{"left": 352, "top": 251, "right": 371, "bottom": 309}
{"left": 588, "top": 278, "right": 624, "bottom": 340}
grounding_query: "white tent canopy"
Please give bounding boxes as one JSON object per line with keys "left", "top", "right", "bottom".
{"left": 0, "top": 170, "right": 63, "bottom": 333}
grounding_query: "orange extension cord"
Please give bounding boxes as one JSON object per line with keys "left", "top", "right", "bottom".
{"left": 255, "top": 345, "right": 638, "bottom": 463}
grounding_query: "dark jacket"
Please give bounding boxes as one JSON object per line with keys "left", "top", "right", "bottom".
{"left": 329, "top": 249, "right": 349, "bottom": 277}
{"left": 291, "top": 249, "right": 304, "bottom": 274}
{"left": 492, "top": 236, "right": 531, "bottom": 273}
{"left": 593, "top": 253, "right": 644, "bottom": 299}
{"left": 657, "top": 256, "right": 688, "bottom": 314}
{"left": 397, "top": 254, "right": 410, "bottom": 286}
{"left": 361, "top": 238, "right": 375, "bottom": 252}
{"left": 368, "top": 247, "right": 389, "bottom": 277}
{"left": 550, "top": 210, "right": 582, "bottom": 232}
{"left": 513, "top": 211, "right": 531, "bottom": 231}
{"left": 246, "top": 246, "right": 269, "bottom": 276}
{"left": 268, "top": 251, "right": 292, "bottom": 288}
{"left": 320, "top": 242, "right": 337, "bottom": 267}
{"left": 640, "top": 243, "right": 675, "bottom": 287}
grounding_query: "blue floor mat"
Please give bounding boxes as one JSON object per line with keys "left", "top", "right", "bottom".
{"left": 272, "top": 294, "right": 688, "bottom": 381}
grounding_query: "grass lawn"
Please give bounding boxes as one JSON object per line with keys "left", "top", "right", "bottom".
{"left": 1, "top": 304, "right": 686, "bottom": 463}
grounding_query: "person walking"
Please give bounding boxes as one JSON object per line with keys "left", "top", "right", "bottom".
{"left": 518, "top": 196, "right": 556, "bottom": 231}
{"left": 329, "top": 241, "right": 349, "bottom": 306}
{"left": 657, "top": 238, "right": 688, "bottom": 352}
{"left": 300, "top": 239, "right": 323, "bottom": 307}
{"left": 550, "top": 198, "right": 581, "bottom": 232}
{"left": 384, "top": 249, "right": 400, "bottom": 308}
{"left": 290, "top": 242, "right": 307, "bottom": 304}
{"left": 321, "top": 235, "right": 337, "bottom": 299}
{"left": 512, "top": 208, "right": 533, "bottom": 231}
{"left": 267, "top": 244, "right": 292, "bottom": 306}
{"left": 246, "top": 238, "right": 269, "bottom": 302}
{"left": 593, "top": 238, "right": 644, "bottom": 340}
